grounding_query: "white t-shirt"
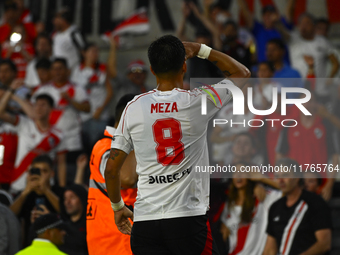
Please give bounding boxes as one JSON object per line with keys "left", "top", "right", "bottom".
{"left": 10, "top": 116, "right": 64, "bottom": 193}
{"left": 111, "top": 79, "right": 233, "bottom": 222}
{"left": 25, "top": 58, "right": 40, "bottom": 88}
{"left": 52, "top": 25, "right": 85, "bottom": 70}
{"left": 71, "top": 64, "right": 109, "bottom": 121}
{"left": 289, "top": 32, "right": 334, "bottom": 96}
{"left": 32, "top": 83, "right": 88, "bottom": 151}
{"left": 221, "top": 189, "right": 282, "bottom": 255}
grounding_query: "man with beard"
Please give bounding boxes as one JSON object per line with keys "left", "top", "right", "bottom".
{"left": 59, "top": 184, "right": 88, "bottom": 255}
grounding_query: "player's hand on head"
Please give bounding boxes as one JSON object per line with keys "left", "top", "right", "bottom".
{"left": 182, "top": 42, "right": 201, "bottom": 60}
{"left": 114, "top": 206, "right": 134, "bottom": 235}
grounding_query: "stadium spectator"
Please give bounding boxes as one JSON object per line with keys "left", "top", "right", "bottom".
{"left": 10, "top": 155, "right": 63, "bottom": 246}
{"left": 34, "top": 58, "right": 52, "bottom": 86}
{"left": 58, "top": 184, "right": 88, "bottom": 255}
{"left": 276, "top": 92, "right": 340, "bottom": 200}
{"left": 87, "top": 94, "right": 137, "bottom": 255}
{"left": 184, "top": 2, "right": 222, "bottom": 50}
{"left": 275, "top": 13, "right": 339, "bottom": 101}
{"left": 237, "top": 0, "right": 292, "bottom": 63}
{"left": 32, "top": 58, "right": 90, "bottom": 187}
{"left": 15, "top": 214, "right": 67, "bottom": 255}
{"left": 0, "top": 202, "right": 21, "bottom": 255}
{"left": 253, "top": 61, "right": 278, "bottom": 107}
{"left": 221, "top": 20, "right": 252, "bottom": 70}
{"left": 12, "top": 0, "right": 32, "bottom": 24}
{"left": 266, "top": 39, "right": 300, "bottom": 78}
{"left": 250, "top": 88, "right": 297, "bottom": 169}
{"left": 1, "top": 24, "right": 34, "bottom": 78}
{"left": 25, "top": 33, "right": 53, "bottom": 88}
{"left": 265, "top": 39, "right": 303, "bottom": 97}
{"left": 263, "top": 158, "right": 332, "bottom": 255}
{"left": 231, "top": 132, "right": 262, "bottom": 166}
{"left": 71, "top": 43, "right": 113, "bottom": 153}
{"left": 109, "top": 47, "right": 149, "bottom": 116}
{"left": 304, "top": 171, "right": 323, "bottom": 194}
{"left": 0, "top": 60, "right": 20, "bottom": 186}
{"left": 105, "top": 36, "right": 250, "bottom": 253}
{"left": 0, "top": 78, "right": 65, "bottom": 193}
{"left": 219, "top": 164, "right": 282, "bottom": 255}
{"left": 0, "top": 81, "right": 65, "bottom": 193}
{"left": 52, "top": 8, "right": 86, "bottom": 70}
{"left": 176, "top": 2, "right": 223, "bottom": 82}
{"left": 0, "top": 59, "right": 31, "bottom": 113}
{"left": 0, "top": 1, "right": 36, "bottom": 45}
{"left": 210, "top": 85, "right": 255, "bottom": 166}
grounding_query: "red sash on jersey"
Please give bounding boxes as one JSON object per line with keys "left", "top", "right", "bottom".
{"left": 229, "top": 199, "right": 260, "bottom": 255}
{"left": 12, "top": 132, "right": 61, "bottom": 181}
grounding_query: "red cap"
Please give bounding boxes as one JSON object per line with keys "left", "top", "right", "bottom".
{"left": 127, "top": 59, "right": 147, "bottom": 73}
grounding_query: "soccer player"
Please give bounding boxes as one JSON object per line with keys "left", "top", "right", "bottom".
{"left": 105, "top": 35, "right": 250, "bottom": 254}
{"left": 263, "top": 158, "right": 332, "bottom": 255}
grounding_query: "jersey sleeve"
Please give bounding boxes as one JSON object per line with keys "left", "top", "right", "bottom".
{"left": 191, "top": 78, "right": 233, "bottom": 120}
{"left": 111, "top": 106, "right": 133, "bottom": 154}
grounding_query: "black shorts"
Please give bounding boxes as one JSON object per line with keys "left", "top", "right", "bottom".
{"left": 131, "top": 214, "right": 220, "bottom": 255}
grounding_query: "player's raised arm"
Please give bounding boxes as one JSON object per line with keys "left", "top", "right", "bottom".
{"left": 183, "top": 42, "right": 251, "bottom": 88}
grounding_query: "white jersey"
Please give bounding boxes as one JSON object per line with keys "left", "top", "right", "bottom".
{"left": 11, "top": 116, "right": 64, "bottom": 193}
{"left": 111, "top": 79, "right": 233, "bottom": 222}
{"left": 221, "top": 189, "right": 282, "bottom": 255}
{"left": 32, "top": 83, "right": 88, "bottom": 151}
{"left": 52, "top": 25, "right": 85, "bottom": 70}
{"left": 289, "top": 32, "right": 334, "bottom": 96}
{"left": 71, "top": 63, "right": 109, "bottom": 121}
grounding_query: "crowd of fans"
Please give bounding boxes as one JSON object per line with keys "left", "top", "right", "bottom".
{"left": 0, "top": 0, "right": 339, "bottom": 254}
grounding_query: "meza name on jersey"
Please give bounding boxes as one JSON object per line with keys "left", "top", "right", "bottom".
{"left": 151, "top": 102, "right": 178, "bottom": 113}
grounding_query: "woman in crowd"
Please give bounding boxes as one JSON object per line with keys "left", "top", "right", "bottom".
{"left": 220, "top": 163, "right": 281, "bottom": 255}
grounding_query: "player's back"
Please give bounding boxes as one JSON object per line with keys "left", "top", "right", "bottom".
{"left": 116, "top": 82, "right": 232, "bottom": 221}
